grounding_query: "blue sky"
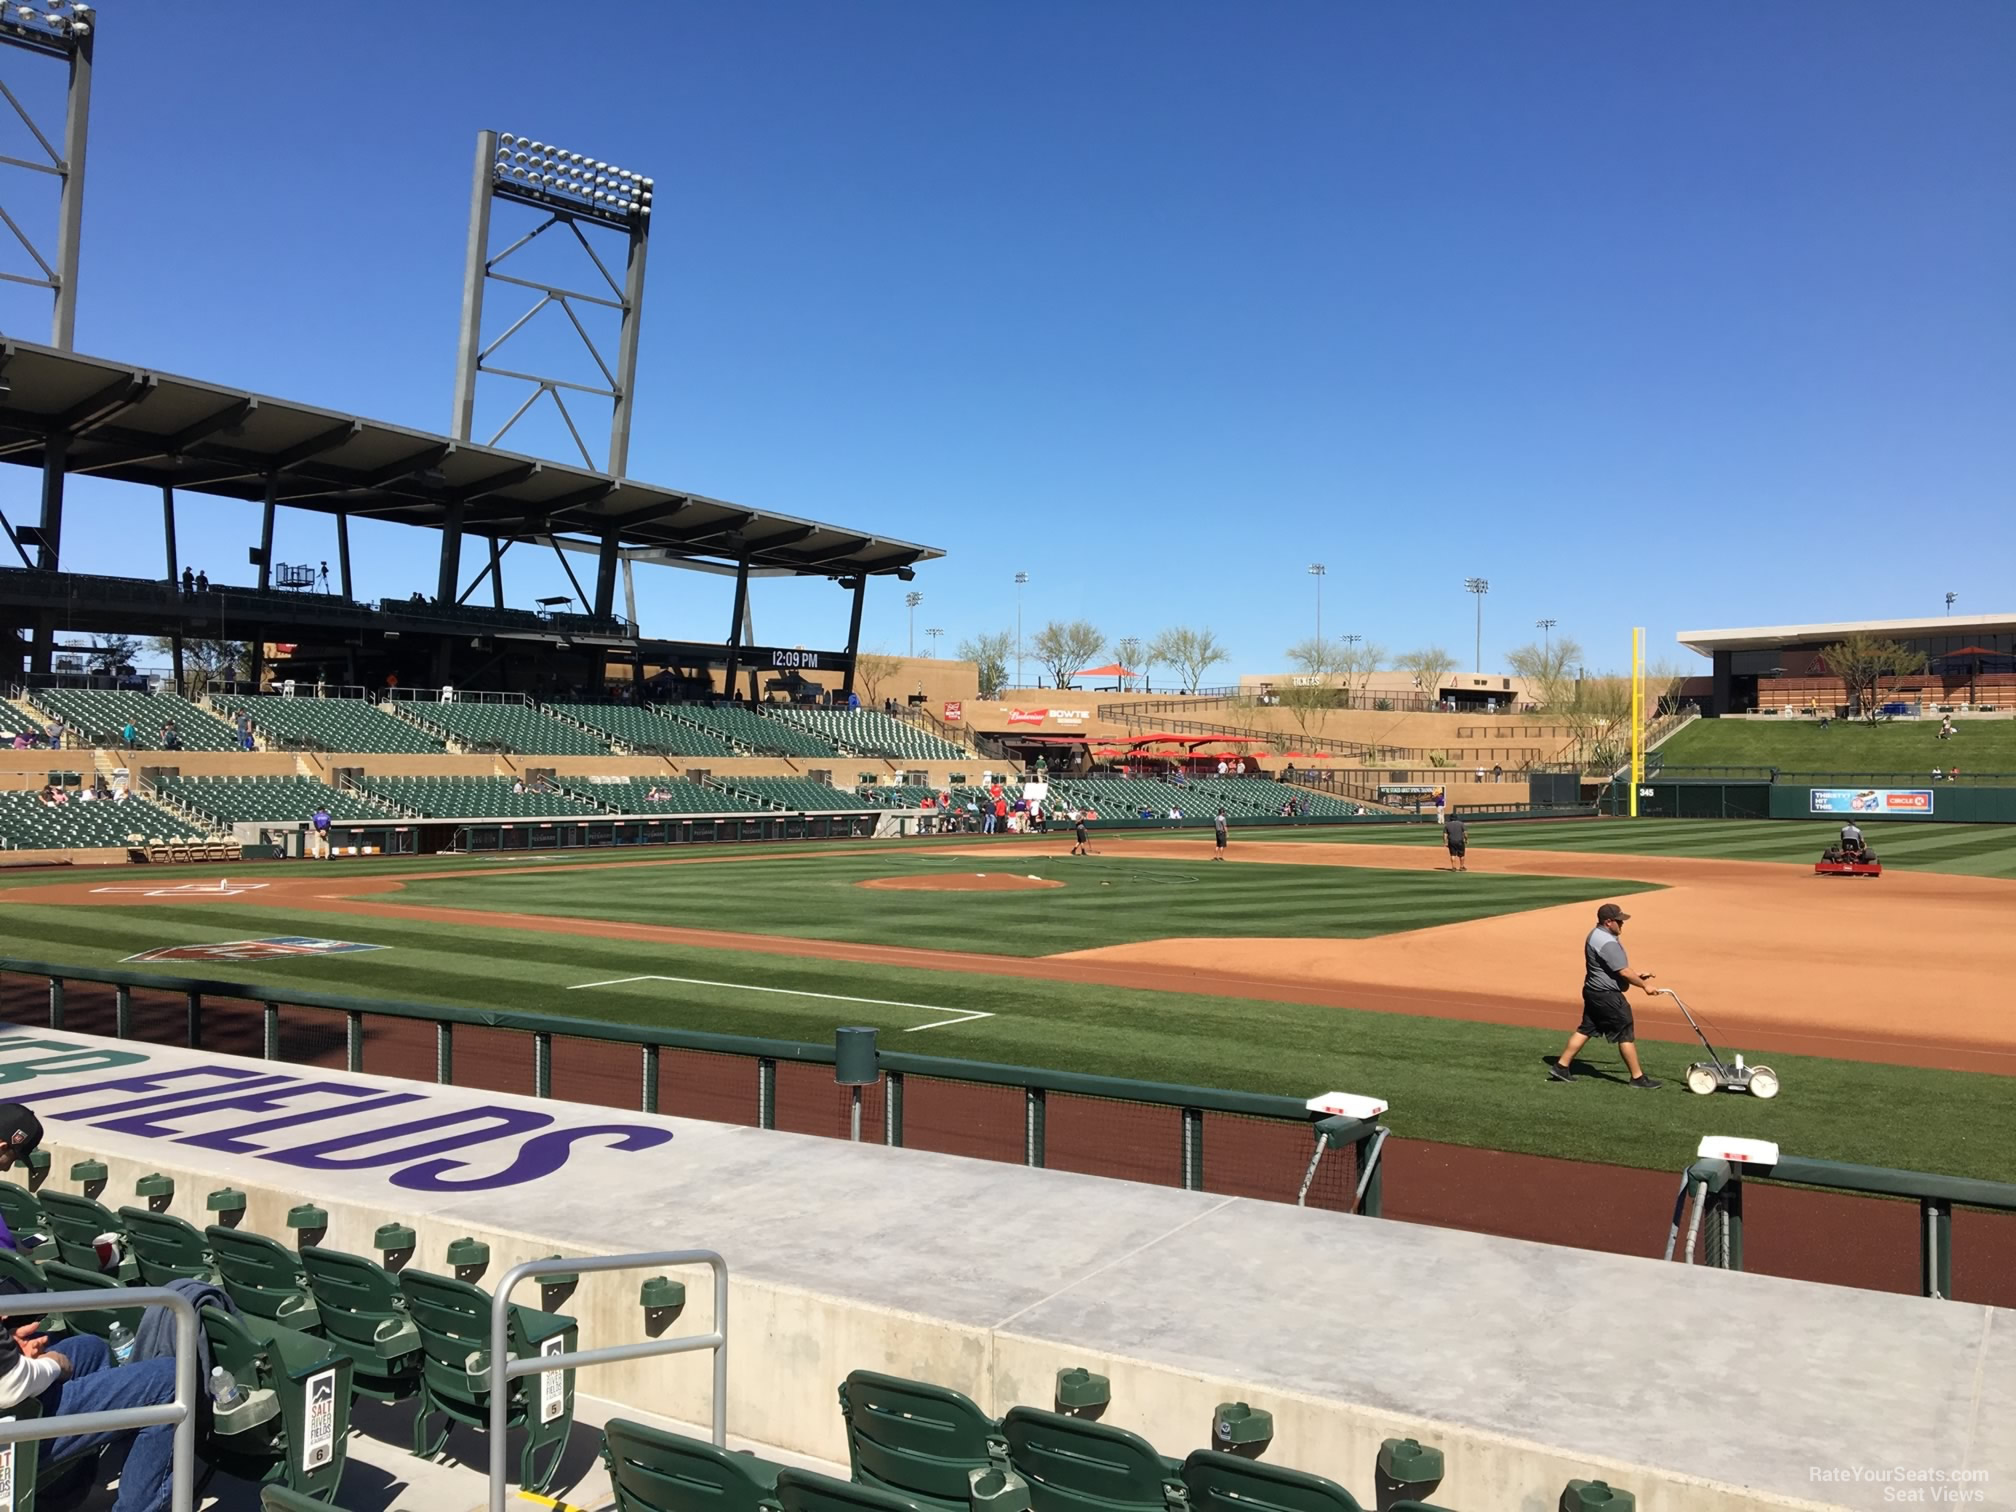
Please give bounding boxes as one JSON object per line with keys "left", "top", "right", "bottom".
{"left": 8, "top": 1, "right": 2012, "bottom": 679}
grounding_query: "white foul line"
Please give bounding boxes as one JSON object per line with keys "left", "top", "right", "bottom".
{"left": 566, "top": 973, "right": 994, "bottom": 1033}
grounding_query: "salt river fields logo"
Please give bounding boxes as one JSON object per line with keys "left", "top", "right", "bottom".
{"left": 123, "top": 937, "right": 386, "bottom": 964}
{"left": 0, "top": 1033, "right": 671, "bottom": 1193}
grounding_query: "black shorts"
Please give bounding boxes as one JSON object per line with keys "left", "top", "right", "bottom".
{"left": 1578, "top": 987, "right": 1636, "bottom": 1044}
{"left": 1214, "top": 832, "right": 1227, "bottom": 848}
{"left": 1446, "top": 842, "right": 1466, "bottom": 857}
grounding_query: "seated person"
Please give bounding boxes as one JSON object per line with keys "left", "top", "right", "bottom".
{"left": 0, "top": 1104, "right": 181, "bottom": 1512}
{"left": 1839, "top": 821, "right": 1866, "bottom": 857}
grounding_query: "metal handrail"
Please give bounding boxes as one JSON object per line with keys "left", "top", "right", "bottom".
{"left": 487, "top": 1251, "right": 728, "bottom": 1512}
{"left": 0, "top": 1286, "right": 201, "bottom": 1512}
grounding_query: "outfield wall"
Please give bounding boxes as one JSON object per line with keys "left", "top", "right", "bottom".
{"left": 0, "top": 1028, "right": 2002, "bottom": 1512}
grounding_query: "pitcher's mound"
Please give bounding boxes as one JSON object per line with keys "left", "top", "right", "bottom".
{"left": 858, "top": 873, "right": 1063, "bottom": 892}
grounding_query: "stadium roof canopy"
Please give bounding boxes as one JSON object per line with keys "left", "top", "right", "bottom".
{"left": 0, "top": 338, "right": 941, "bottom": 578}
{"left": 1678, "top": 614, "right": 2016, "bottom": 657}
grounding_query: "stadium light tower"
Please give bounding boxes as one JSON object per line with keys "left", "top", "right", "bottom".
{"left": 926, "top": 626, "right": 943, "bottom": 656}
{"left": 905, "top": 590, "right": 922, "bottom": 656}
{"left": 1946, "top": 592, "right": 1956, "bottom": 616}
{"left": 1014, "top": 571, "right": 1028, "bottom": 688}
{"left": 1308, "top": 563, "right": 1326, "bottom": 646}
{"left": 1537, "top": 617, "right": 1557, "bottom": 655}
{"left": 0, "top": 3, "right": 95, "bottom": 349}
{"left": 452, "top": 129, "right": 652, "bottom": 474}
{"left": 1465, "top": 577, "right": 1489, "bottom": 672}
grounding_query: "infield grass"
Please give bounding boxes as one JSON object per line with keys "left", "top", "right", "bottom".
{"left": 1228, "top": 817, "right": 2016, "bottom": 878}
{"left": 4, "top": 897, "right": 2010, "bottom": 1183}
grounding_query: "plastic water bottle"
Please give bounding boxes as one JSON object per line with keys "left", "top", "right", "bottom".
{"left": 209, "top": 1366, "right": 244, "bottom": 1409}
{"left": 107, "top": 1321, "right": 136, "bottom": 1365}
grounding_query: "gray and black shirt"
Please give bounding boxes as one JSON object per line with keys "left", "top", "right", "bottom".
{"left": 1584, "top": 927, "right": 1629, "bottom": 995}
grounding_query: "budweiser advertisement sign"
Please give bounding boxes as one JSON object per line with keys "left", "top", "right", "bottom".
{"left": 1007, "top": 708, "right": 1047, "bottom": 725}
{"left": 942, "top": 701, "right": 963, "bottom": 722}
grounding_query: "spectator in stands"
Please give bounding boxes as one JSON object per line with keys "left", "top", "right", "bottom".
{"left": 236, "top": 713, "right": 255, "bottom": 752}
{"left": 160, "top": 722, "right": 182, "bottom": 752}
{"left": 1216, "top": 759, "right": 1228, "bottom": 777}
{"left": 120, "top": 720, "right": 137, "bottom": 747}
{"left": 1950, "top": 766, "right": 1960, "bottom": 783}
{"left": 194, "top": 570, "right": 208, "bottom": 591}
{"left": 512, "top": 779, "right": 527, "bottom": 795}
{"left": 46, "top": 717, "right": 62, "bottom": 752}
{"left": 112, "top": 786, "right": 128, "bottom": 805}
{"left": 180, "top": 567, "right": 194, "bottom": 593}
{"left": 1939, "top": 715, "right": 1955, "bottom": 740}
{"left": 1493, "top": 763, "right": 1503, "bottom": 782}
{"left": 76, "top": 784, "right": 95, "bottom": 803}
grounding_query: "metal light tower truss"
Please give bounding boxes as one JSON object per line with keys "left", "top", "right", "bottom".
{"left": 452, "top": 129, "right": 652, "bottom": 476}
{"left": 0, "top": 2, "right": 94, "bottom": 348}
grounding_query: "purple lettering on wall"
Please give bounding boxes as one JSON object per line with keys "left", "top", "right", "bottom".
{"left": 0, "top": 1037, "right": 151, "bottom": 1083}
{"left": 390, "top": 1124, "right": 674, "bottom": 1192}
{"left": 261, "top": 1107, "right": 554, "bottom": 1171}
{"left": 175, "top": 1090, "right": 427, "bottom": 1154}
{"left": 81, "top": 1082, "right": 423, "bottom": 1145}
{"left": 20, "top": 1066, "right": 290, "bottom": 1116}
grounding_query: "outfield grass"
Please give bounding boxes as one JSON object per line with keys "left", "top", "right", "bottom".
{"left": 379, "top": 852, "right": 1655, "bottom": 955}
{"left": 2, "top": 898, "right": 2009, "bottom": 1182}
{"left": 1657, "top": 716, "right": 2016, "bottom": 771}
{"left": 1232, "top": 817, "right": 2016, "bottom": 878}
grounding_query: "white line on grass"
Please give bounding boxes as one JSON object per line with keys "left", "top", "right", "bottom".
{"left": 565, "top": 973, "right": 994, "bottom": 1033}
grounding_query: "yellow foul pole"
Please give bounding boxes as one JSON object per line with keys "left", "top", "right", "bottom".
{"left": 1629, "top": 627, "right": 1645, "bottom": 817}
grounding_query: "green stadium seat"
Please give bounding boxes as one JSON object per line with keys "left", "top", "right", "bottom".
{"left": 209, "top": 1225, "right": 323, "bottom": 1332}
{"left": 395, "top": 697, "right": 612, "bottom": 755}
{"left": 714, "top": 777, "right": 877, "bottom": 812}
{"left": 602, "top": 1418, "right": 783, "bottom": 1512}
{"left": 116, "top": 1206, "right": 219, "bottom": 1286}
{"left": 297, "top": 1244, "right": 420, "bottom": 1403}
{"left": 153, "top": 775, "right": 395, "bottom": 827}
{"left": 37, "top": 1258, "right": 142, "bottom": 1340}
{"left": 213, "top": 693, "right": 448, "bottom": 754}
{"left": 839, "top": 1369, "right": 1004, "bottom": 1511}
{"left": 1181, "top": 1451, "right": 1367, "bottom": 1512}
{"left": 777, "top": 1467, "right": 935, "bottom": 1512}
{"left": 1001, "top": 1407, "right": 1185, "bottom": 1512}
{"left": 399, "top": 1267, "right": 577, "bottom": 1493}
{"left": 200, "top": 1303, "right": 354, "bottom": 1502}
{"left": 0, "top": 1178, "right": 50, "bottom": 1245}
{"left": 260, "top": 1486, "right": 352, "bottom": 1512}
{"left": 37, "top": 1191, "right": 136, "bottom": 1280}
{"left": 351, "top": 774, "right": 602, "bottom": 820}
{"left": 548, "top": 703, "right": 743, "bottom": 757}
{"left": 27, "top": 688, "right": 238, "bottom": 750}
{"left": 666, "top": 704, "right": 840, "bottom": 758}
{"left": 0, "top": 791, "right": 210, "bottom": 853}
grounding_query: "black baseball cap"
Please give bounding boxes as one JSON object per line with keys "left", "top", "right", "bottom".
{"left": 1596, "top": 903, "right": 1631, "bottom": 923}
{"left": 0, "top": 1104, "right": 42, "bottom": 1157}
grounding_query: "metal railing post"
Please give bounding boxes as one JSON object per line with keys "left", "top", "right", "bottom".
{"left": 488, "top": 1251, "right": 729, "bottom": 1512}
{"left": 641, "top": 1044, "right": 659, "bottom": 1115}
{"left": 46, "top": 976, "right": 62, "bottom": 1030}
{"left": 436, "top": 1021, "right": 454, "bottom": 1084}
{"left": 0, "top": 1286, "right": 201, "bottom": 1512}
{"left": 757, "top": 1057, "right": 776, "bottom": 1129}
{"left": 114, "top": 982, "right": 132, "bottom": 1039}
{"left": 1025, "top": 1086, "right": 1046, "bottom": 1168}
{"left": 534, "top": 1031, "right": 552, "bottom": 1098}
{"left": 1180, "top": 1107, "right": 1204, "bottom": 1191}
{"left": 884, "top": 1069, "right": 904, "bottom": 1147}
{"left": 261, "top": 1001, "right": 279, "bottom": 1059}
{"left": 185, "top": 990, "right": 201, "bottom": 1049}
{"left": 346, "top": 1010, "right": 364, "bottom": 1073}
{"left": 1922, "top": 1197, "right": 1952, "bottom": 1300}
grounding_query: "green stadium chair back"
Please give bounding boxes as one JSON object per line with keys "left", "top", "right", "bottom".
{"left": 1181, "top": 1452, "right": 1367, "bottom": 1512}
{"left": 260, "top": 1486, "right": 349, "bottom": 1512}
{"left": 200, "top": 1303, "right": 354, "bottom": 1501}
{"left": 398, "top": 1267, "right": 577, "bottom": 1493}
{"left": 37, "top": 1191, "right": 135, "bottom": 1280}
{"left": 207, "top": 1225, "right": 322, "bottom": 1332}
{"left": 777, "top": 1467, "right": 935, "bottom": 1512}
{"left": 116, "top": 1207, "right": 218, "bottom": 1287}
{"left": 0, "top": 1179, "right": 49, "bottom": 1243}
{"left": 38, "top": 1258, "right": 141, "bottom": 1339}
{"left": 1001, "top": 1407, "right": 1185, "bottom": 1512}
{"left": 297, "top": 1245, "right": 419, "bottom": 1402}
{"left": 839, "top": 1369, "right": 1004, "bottom": 1510}
{"left": 600, "top": 1418, "right": 783, "bottom": 1512}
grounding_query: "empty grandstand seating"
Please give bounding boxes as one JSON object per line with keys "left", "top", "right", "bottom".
{"left": 153, "top": 775, "right": 397, "bottom": 826}
{"left": 26, "top": 688, "right": 238, "bottom": 749}
{"left": 558, "top": 777, "right": 767, "bottom": 814}
{"left": 666, "top": 704, "right": 841, "bottom": 757}
{"left": 714, "top": 776, "right": 878, "bottom": 810}
{"left": 772, "top": 707, "right": 969, "bottom": 760}
{"left": 546, "top": 703, "right": 742, "bottom": 756}
{"left": 856, "top": 784, "right": 941, "bottom": 808}
{"left": 0, "top": 789, "right": 208, "bottom": 851}
{"left": 395, "top": 698, "right": 612, "bottom": 755}
{"left": 212, "top": 693, "right": 447, "bottom": 753}
{"left": 352, "top": 775, "right": 600, "bottom": 819}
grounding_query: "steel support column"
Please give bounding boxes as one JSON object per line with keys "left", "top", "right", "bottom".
{"left": 36, "top": 433, "right": 67, "bottom": 569}
{"left": 489, "top": 536, "right": 504, "bottom": 610}
{"left": 161, "top": 485, "right": 177, "bottom": 585}
{"left": 450, "top": 131, "right": 497, "bottom": 443}
{"left": 841, "top": 576, "right": 867, "bottom": 696}
{"left": 256, "top": 474, "right": 278, "bottom": 591}
{"left": 593, "top": 532, "right": 619, "bottom": 620}
{"left": 607, "top": 221, "right": 649, "bottom": 477}
{"left": 436, "top": 499, "right": 465, "bottom": 604}
{"left": 50, "top": 22, "right": 93, "bottom": 350}
{"left": 722, "top": 559, "right": 750, "bottom": 697}
{"left": 335, "top": 512, "right": 353, "bottom": 601}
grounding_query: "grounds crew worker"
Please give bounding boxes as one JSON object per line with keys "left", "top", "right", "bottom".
{"left": 1840, "top": 819, "right": 1866, "bottom": 855}
{"left": 1548, "top": 903, "right": 1662, "bottom": 1089}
